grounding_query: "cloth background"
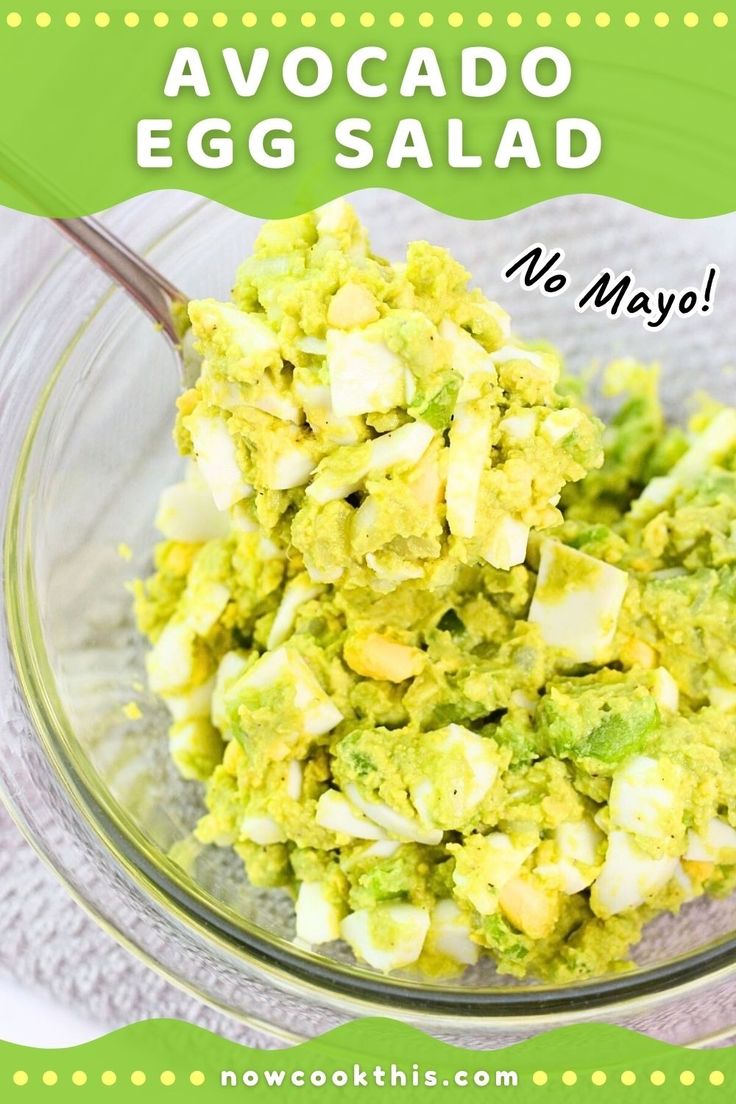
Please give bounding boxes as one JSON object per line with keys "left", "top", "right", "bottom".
{"left": 1, "top": 194, "right": 735, "bottom": 1048}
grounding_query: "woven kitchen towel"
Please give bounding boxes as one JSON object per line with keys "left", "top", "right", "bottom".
{"left": 0, "top": 804, "right": 283, "bottom": 1046}
{"left": 2, "top": 196, "right": 736, "bottom": 1048}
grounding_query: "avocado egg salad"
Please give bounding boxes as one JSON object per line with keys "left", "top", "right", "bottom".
{"left": 134, "top": 199, "right": 736, "bottom": 983}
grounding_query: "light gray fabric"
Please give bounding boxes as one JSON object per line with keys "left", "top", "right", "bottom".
{"left": 0, "top": 803, "right": 281, "bottom": 1046}
{"left": 1, "top": 196, "right": 735, "bottom": 1047}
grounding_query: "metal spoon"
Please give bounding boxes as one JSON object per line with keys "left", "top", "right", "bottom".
{"left": 52, "top": 216, "right": 197, "bottom": 385}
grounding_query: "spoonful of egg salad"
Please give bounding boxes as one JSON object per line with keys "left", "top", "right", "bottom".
{"left": 176, "top": 199, "right": 603, "bottom": 590}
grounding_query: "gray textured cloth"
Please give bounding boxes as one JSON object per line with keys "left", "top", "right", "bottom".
{"left": 1, "top": 195, "right": 736, "bottom": 1048}
{"left": 0, "top": 804, "right": 279, "bottom": 1045}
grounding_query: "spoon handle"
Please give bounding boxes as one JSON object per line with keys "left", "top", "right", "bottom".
{"left": 52, "top": 216, "right": 188, "bottom": 347}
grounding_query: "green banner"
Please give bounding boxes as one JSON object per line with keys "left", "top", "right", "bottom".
{"left": 0, "top": 1, "right": 734, "bottom": 218}
{"left": 2, "top": 1019, "right": 734, "bottom": 1101}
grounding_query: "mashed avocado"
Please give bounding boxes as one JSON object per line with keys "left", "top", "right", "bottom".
{"left": 135, "top": 201, "right": 736, "bottom": 983}
{"left": 176, "top": 199, "right": 603, "bottom": 588}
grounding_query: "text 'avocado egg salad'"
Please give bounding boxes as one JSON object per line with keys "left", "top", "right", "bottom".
{"left": 134, "top": 200, "right": 736, "bottom": 982}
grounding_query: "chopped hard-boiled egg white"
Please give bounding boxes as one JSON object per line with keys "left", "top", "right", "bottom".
{"left": 672, "top": 862, "right": 702, "bottom": 902}
{"left": 185, "top": 412, "right": 253, "bottom": 510}
{"left": 230, "top": 504, "right": 259, "bottom": 533}
{"left": 476, "top": 832, "right": 539, "bottom": 889}
{"left": 315, "top": 789, "right": 387, "bottom": 841}
{"left": 345, "top": 783, "right": 443, "bottom": 845}
{"left": 490, "top": 345, "right": 560, "bottom": 385}
{"left": 685, "top": 818, "right": 736, "bottom": 864}
{"left": 307, "top": 420, "right": 435, "bottom": 505}
{"left": 262, "top": 446, "right": 315, "bottom": 491}
{"left": 630, "top": 409, "right": 736, "bottom": 520}
{"left": 445, "top": 404, "right": 492, "bottom": 538}
{"left": 409, "top": 724, "right": 499, "bottom": 829}
{"left": 536, "top": 818, "right": 603, "bottom": 895}
{"left": 362, "top": 840, "right": 401, "bottom": 860}
{"left": 267, "top": 576, "right": 323, "bottom": 650}
{"left": 211, "top": 650, "right": 251, "bottom": 731}
{"left": 439, "top": 318, "right": 497, "bottom": 388}
{"left": 315, "top": 197, "right": 353, "bottom": 235}
{"left": 541, "top": 407, "right": 586, "bottom": 444}
{"left": 708, "top": 682, "right": 736, "bottom": 712}
{"left": 346, "top": 502, "right": 379, "bottom": 558}
{"left": 189, "top": 299, "right": 281, "bottom": 376}
{"left": 147, "top": 621, "right": 196, "bottom": 695}
{"left": 609, "top": 755, "right": 684, "bottom": 841}
{"left": 306, "top": 462, "right": 362, "bottom": 507}
{"left": 162, "top": 675, "right": 215, "bottom": 723}
{"left": 651, "top": 667, "right": 680, "bottom": 712}
{"left": 293, "top": 381, "right": 364, "bottom": 446}
{"left": 327, "top": 282, "right": 380, "bottom": 329}
{"left": 500, "top": 411, "right": 537, "bottom": 441}
{"left": 202, "top": 374, "right": 244, "bottom": 415}
{"left": 340, "top": 904, "right": 430, "bottom": 971}
{"left": 316, "top": 197, "right": 370, "bottom": 257}
{"left": 257, "top": 535, "right": 284, "bottom": 561}
{"left": 286, "top": 760, "right": 303, "bottom": 801}
{"left": 327, "top": 328, "right": 406, "bottom": 417}
{"left": 478, "top": 298, "right": 512, "bottom": 340}
{"left": 629, "top": 475, "right": 679, "bottom": 521}
{"left": 244, "top": 377, "right": 302, "bottom": 424}
{"left": 168, "top": 716, "right": 223, "bottom": 781}
{"left": 408, "top": 449, "right": 444, "bottom": 508}
{"left": 364, "top": 550, "right": 424, "bottom": 585}
{"left": 369, "top": 420, "right": 435, "bottom": 470}
{"left": 427, "top": 899, "right": 479, "bottom": 966}
{"left": 240, "top": 815, "right": 284, "bottom": 845}
{"left": 295, "top": 881, "right": 344, "bottom": 945}
{"left": 234, "top": 646, "right": 343, "bottom": 738}
{"left": 670, "top": 408, "right": 736, "bottom": 481}
{"left": 155, "top": 477, "right": 230, "bottom": 543}
{"left": 535, "top": 859, "right": 590, "bottom": 897}
{"left": 590, "top": 830, "right": 678, "bottom": 918}
{"left": 444, "top": 724, "right": 499, "bottom": 802}
{"left": 184, "top": 581, "right": 231, "bottom": 637}
{"left": 482, "top": 516, "right": 530, "bottom": 571}
{"left": 557, "top": 818, "right": 602, "bottom": 866}
{"left": 528, "top": 541, "right": 629, "bottom": 664}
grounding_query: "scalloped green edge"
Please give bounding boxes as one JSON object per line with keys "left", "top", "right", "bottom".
{"left": 0, "top": 1, "right": 734, "bottom": 219}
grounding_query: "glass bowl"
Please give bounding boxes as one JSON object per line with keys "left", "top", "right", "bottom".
{"left": 2, "top": 193, "right": 736, "bottom": 1047}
